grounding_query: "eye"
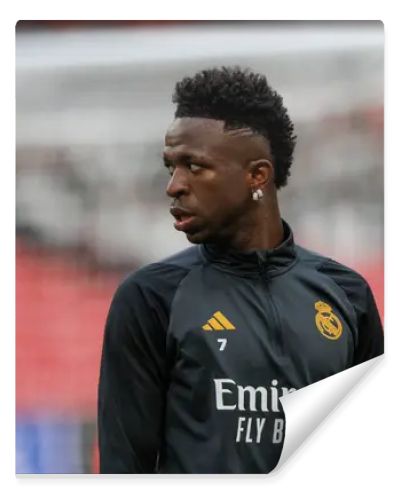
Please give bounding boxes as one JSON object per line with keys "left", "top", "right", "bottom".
{"left": 188, "top": 163, "right": 202, "bottom": 173}
{"left": 165, "top": 164, "right": 175, "bottom": 176}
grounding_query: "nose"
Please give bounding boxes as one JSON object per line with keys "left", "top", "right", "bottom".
{"left": 166, "top": 166, "right": 190, "bottom": 199}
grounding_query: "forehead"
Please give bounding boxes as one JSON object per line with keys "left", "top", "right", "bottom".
{"left": 164, "top": 117, "right": 270, "bottom": 164}
{"left": 164, "top": 117, "right": 230, "bottom": 158}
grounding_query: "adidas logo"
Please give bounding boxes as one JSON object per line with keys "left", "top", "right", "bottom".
{"left": 202, "top": 311, "right": 236, "bottom": 331}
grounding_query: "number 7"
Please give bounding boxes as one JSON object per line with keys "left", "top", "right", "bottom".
{"left": 217, "top": 338, "right": 227, "bottom": 351}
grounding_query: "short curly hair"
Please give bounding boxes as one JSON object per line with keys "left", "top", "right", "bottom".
{"left": 172, "top": 66, "right": 296, "bottom": 189}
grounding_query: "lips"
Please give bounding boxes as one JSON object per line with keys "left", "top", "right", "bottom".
{"left": 170, "top": 207, "right": 198, "bottom": 232}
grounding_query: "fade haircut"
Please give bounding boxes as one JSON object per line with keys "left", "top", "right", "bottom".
{"left": 172, "top": 66, "right": 296, "bottom": 189}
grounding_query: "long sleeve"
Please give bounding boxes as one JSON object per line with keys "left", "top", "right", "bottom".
{"left": 352, "top": 283, "right": 384, "bottom": 365}
{"left": 98, "top": 274, "right": 168, "bottom": 473}
{"left": 318, "top": 258, "right": 384, "bottom": 366}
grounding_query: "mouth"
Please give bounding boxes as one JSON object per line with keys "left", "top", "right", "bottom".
{"left": 170, "top": 207, "right": 198, "bottom": 233}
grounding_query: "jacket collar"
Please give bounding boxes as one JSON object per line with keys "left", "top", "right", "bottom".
{"left": 200, "top": 219, "right": 297, "bottom": 278}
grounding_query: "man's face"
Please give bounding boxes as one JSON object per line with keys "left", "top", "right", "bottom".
{"left": 163, "top": 117, "right": 262, "bottom": 244}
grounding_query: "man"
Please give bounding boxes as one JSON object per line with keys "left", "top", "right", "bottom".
{"left": 98, "top": 66, "right": 383, "bottom": 474}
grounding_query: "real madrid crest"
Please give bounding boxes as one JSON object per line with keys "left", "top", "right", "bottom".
{"left": 314, "top": 301, "right": 343, "bottom": 340}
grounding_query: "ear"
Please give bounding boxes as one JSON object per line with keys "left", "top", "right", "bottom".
{"left": 247, "top": 159, "right": 274, "bottom": 190}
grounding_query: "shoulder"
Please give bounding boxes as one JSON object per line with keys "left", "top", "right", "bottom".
{"left": 295, "top": 244, "right": 370, "bottom": 305}
{"left": 296, "top": 244, "right": 367, "bottom": 282}
{"left": 295, "top": 247, "right": 383, "bottom": 363}
{"left": 114, "top": 245, "right": 203, "bottom": 303}
{"left": 295, "top": 244, "right": 328, "bottom": 268}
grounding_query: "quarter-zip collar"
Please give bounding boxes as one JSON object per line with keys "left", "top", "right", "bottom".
{"left": 200, "top": 219, "right": 297, "bottom": 278}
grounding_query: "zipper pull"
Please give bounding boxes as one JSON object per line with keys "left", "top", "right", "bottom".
{"left": 256, "top": 251, "right": 269, "bottom": 277}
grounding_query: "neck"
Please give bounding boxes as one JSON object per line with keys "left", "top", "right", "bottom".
{"left": 218, "top": 194, "right": 284, "bottom": 252}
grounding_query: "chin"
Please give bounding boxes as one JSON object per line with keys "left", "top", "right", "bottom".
{"left": 185, "top": 232, "right": 206, "bottom": 244}
{"left": 185, "top": 226, "right": 221, "bottom": 245}
{"left": 185, "top": 228, "right": 213, "bottom": 245}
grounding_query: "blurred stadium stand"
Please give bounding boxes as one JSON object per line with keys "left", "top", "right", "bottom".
{"left": 16, "top": 21, "right": 383, "bottom": 473}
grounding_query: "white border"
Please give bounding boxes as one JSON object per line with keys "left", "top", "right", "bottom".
{"left": 4, "top": 2, "right": 399, "bottom": 499}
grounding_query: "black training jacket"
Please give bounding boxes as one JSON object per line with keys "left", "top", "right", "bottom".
{"left": 97, "top": 220, "right": 383, "bottom": 474}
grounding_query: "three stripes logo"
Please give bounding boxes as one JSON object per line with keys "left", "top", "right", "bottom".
{"left": 202, "top": 311, "right": 236, "bottom": 331}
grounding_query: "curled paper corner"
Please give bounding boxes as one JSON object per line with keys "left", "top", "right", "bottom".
{"left": 272, "top": 355, "right": 384, "bottom": 474}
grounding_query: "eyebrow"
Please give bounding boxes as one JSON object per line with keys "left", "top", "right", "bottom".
{"left": 163, "top": 152, "right": 209, "bottom": 165}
